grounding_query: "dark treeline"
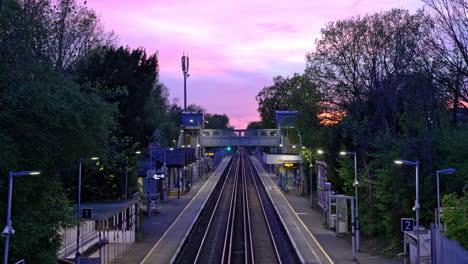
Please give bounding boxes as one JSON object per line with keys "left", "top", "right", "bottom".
{"left": 0, "top": 0, "right": 191, "bottom": 262}
{"left": 256, "top": 1, "right": 467, "bottom": 251}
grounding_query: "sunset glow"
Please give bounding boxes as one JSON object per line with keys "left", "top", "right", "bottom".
{"left": 87, "top": 0, "right": 424, "bottom": 128}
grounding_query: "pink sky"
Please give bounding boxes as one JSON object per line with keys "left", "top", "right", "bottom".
{"left": 87, "top": 0, "right": 424, "bottom": 128}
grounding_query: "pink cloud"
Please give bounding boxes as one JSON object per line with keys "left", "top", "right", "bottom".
{"left": 86, "top": 0, "right": 424, "bottom": 128}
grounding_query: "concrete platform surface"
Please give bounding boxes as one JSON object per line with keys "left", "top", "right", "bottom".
{"left": 251, "top": 156, "right": 401, "bottom": 264}
{"left": 139, "top": 157, "right": 231, "bottom": 264}
{"left": 251, "top": 156, "right": 331, "bottom": 264}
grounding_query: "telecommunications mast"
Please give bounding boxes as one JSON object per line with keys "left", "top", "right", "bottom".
{"left": 181, "top": 53, "right": 190, "bottom": 111}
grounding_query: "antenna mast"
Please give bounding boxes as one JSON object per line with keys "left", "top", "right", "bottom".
{"left": 181, "top": 53, "right": 190, "bottom": 111}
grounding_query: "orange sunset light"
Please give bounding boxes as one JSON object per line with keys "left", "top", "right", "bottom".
{"left": 318, "top": 111, "right": 346, "bottom": 126}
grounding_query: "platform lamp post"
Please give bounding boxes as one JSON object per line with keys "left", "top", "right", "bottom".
{"left": 302, "top": 146, "right": 314, "bottom": 207}
{"left": 394, "top": 159, "right": 420, "bottom": 264}
{"left": 76, "top": 157, "right": 99, "bottom": 264}
{"left": 435, "top": 168, "right": 456, "bottom": 227}
{"left": 2, "top": 170, "right": 41, "bottom": 264}
{"left": 340, "top": 151, "right": 360, "bottom": 251}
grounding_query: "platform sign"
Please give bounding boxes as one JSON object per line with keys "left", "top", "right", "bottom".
{"left": 401, "top": 218, "right": 414, "bottom": 232}
{"left": 82, "top": 208, "right": 93, "bottom": 219}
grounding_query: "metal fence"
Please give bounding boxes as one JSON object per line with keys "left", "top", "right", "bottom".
{"left": 431, "top": 223, "right": 468, "bottom": 264}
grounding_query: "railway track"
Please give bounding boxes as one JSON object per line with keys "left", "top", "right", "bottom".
{"left": 175, "top": 148, "right": 299, "bottom": 264}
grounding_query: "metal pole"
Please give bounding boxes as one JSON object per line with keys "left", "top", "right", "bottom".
{"left": 98, "top": 220, "right": 102, "bottom": 263}
{"left": 184, "top": 70, "right": 188, "bottom": 111}
{"left": 106, "top": 219, "right": 109, "bottom": 264}
{"left": 354, "top": 153, "right": 360, "bottom": 251}
{"left": 76, "top": 159, "right": 82, "bottom": 264}
{"left": 351, "top": 198, "right": 356, "bottom": 261}
{"left": 415, "top": 162, "right": 420, "bottom": 264}
{"left": 436, "top": 171, "right": 441, "bottom": 227}
{"left": 310, "top": 151, "right": 313, "bottom": 208}
{"left": 4, "top": 172, "right": 13, "bottom": 264}
{"left": 125, "top": 166, "right": 128, "bottom": 200}
{"left": 147, "top": 150, "right": 152, "bottom": 217}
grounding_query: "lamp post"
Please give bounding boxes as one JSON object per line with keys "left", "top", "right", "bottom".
{"left": 394, "top": 159, "right": 420, "bottom": 264}
{"left": 2, "top": 171, "right": 41, "bottom": 264}
{"left": 340, "top": 151, "right": 359, "bottom": 251}
{"left": 76, "top": 157, "right": 99, "bottom": 264}
{"left": 435, "top": 168, "right": 456, "bottom": 227}
{"left": 302, "top": 147, "right": 315, "bottom": 207}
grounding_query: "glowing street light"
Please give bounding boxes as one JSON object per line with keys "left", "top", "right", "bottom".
{"left": 76, "top": 157, "right": 99, "bottom": 264}
{"left": 3, "top": 171, "right": 41, "bottom": 264}
{"left": 435, "top": 168, "right": 456, "bottom": 226}
{"left": 340, "top": 151, "right": 360, "bottom": 251}
{"left": 394, "top": 159, "right": 420, "bottom": 264}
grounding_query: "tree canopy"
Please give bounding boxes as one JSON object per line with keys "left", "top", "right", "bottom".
{"left": 256, "top": 7, "right": 467, "bottom": 249}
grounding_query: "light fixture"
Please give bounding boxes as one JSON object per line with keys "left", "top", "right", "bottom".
{"left": 90, "top": 157, "right": 99, "bottom": 160}
{"left": 317, "top": 150, "right": 324, "bottom": 154}
{"left": 135, "top": 151, "right": 141, "bottom": 154}
{"left": 437, "top": 168, "right": 456, "bottom": 174}
{"left": 394, "top": 160, "right": 417, "bottom": 165}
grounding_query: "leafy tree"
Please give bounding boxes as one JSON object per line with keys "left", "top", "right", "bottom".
{"left": 75, "top": 46, "right": 166, "bottom": 148}
{"left": 205, "top": 114, "right": 232, "bottom": 129}
{"left": 256, "top": 8, "right": 468, "bottom": 250}
{"left": 0, "top": 1, "right": 117, "bottom": 262}
{"left": 247, "top": 121, "right": 268, "bottom": 129}
{"left": 420, "top": 0, "right": 467, "bottom": 127}
{"left": 186, "top": 104, "right": 205, "bottom": 113}
{"left": 45, "top": 0, "right": 116, "bottom": 70}
{"left": 441, "top": 192, "right": 468, "bottom": 249}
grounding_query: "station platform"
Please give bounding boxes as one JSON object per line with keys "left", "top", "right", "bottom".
{"left": 250, "top": 157, "right": 401, "bottom": 264}
{"left": 250, "top": 157, "right": 331, "bottom": 264}
{"left": 138, "top": 157, "right": 231, "bottom": 264}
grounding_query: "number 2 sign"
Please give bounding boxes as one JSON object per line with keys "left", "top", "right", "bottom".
{"left": 401, "top": 218, "right": 414, "bottom": 232}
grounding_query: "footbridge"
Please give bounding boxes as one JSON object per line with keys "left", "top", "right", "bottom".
{"left": 198, "top": 129, "right": 282, "bottom": 147}
{"left": 179, "top": 111, "right": 297, "bottom": 148}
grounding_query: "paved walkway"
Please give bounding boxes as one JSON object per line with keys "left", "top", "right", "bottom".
{"left": 252, "top": 157, "right": 401, "bottom": 264}
{"left": 115, "top": 158, "right": 230, "bottom": 264}
{"left": 140, "top": 158, "right": 231, "bottom": 264}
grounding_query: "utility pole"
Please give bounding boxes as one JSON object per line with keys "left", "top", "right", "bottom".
{"left": 181, "top": 53, "right": 190, "bottom": 111}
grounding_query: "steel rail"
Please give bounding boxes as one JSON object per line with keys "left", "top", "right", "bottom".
{"left": 243, "top": 150, "right": 255, "bottom": 264}
{"left": 193, "top": 155, "right": 240, "bottom": 263}
{"left": 224, "top": 152, "right": 240, "bottom": 264}
{"left": 247, "top": 155, "right": 282, "bottom": 263}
